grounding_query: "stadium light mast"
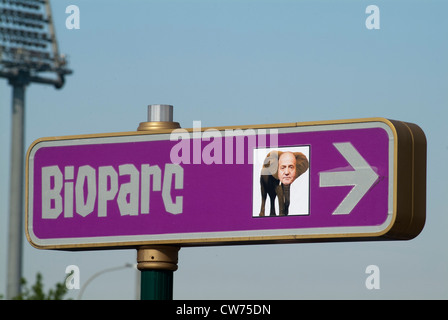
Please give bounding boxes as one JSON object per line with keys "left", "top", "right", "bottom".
{"left": 0, "top": 0, "right": 72, "bottom": 299}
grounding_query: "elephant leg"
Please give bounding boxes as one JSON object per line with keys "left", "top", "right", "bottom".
{"left": 259, "top": 178, "right": 267, "bottom": 217}
{"left": 269, "top": 193, "right": 277, "bottom": 216}
{"left": 276, "top": 185, "right": 285, "bottom": 216}
{"left": 282, "top": 184, "right": 290, "bottom": 216}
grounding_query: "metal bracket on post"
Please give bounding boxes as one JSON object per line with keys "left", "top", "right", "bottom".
{"left": 137, "top": 246, "right": 180, "bottom": 271}
{"left": 136, "top": 104, "right": 181, "bottom": 300}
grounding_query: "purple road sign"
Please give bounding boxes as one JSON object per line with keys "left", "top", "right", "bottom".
{"left": 25, "top": 118, "right": 426, "bottom": 249}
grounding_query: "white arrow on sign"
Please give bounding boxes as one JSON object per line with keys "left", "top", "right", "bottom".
{"left": 319, "top": 142, "right": 379, "bottom": 215}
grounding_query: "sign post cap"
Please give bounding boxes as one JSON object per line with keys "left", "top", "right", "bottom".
{"left": 137, "top": 104, "right": 180, "bottom": 131}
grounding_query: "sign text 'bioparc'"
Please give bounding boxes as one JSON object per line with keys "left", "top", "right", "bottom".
{"left": 42, "top": 163, "right": 184, "bottom": 219}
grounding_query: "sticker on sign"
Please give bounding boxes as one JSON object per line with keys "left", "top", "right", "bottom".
{"left": 25, "top": 118, "right": 426, "bottom": 250}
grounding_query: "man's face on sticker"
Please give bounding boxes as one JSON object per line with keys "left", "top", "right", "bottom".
{"left": 278, "top": 152, "right": 296, "bottom": 185}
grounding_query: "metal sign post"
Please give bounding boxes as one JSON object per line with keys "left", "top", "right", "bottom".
{"left": 136, "top": 105, "right": 180, "bottom": 300}
{"left": 137, "top": 245, "right": 179, "bottom": 300}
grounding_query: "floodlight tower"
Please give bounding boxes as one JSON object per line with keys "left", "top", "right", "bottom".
{"left": 0, "top": 0, "right": 72, "bottom": 299}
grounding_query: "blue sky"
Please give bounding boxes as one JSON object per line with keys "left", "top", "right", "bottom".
{"left": 1, "top": 0, "right": 448, "bottom": 299}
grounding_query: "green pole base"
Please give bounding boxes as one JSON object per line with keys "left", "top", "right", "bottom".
{"left": 140, "top": 269, "right": 174, "bottom": 300}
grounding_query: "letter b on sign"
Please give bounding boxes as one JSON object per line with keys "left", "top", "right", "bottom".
{"left": 365, "top": 265, "right": 380, "bottom": 290}
{"left": 65, "top": 265, "right": 80, "bottom": 290}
